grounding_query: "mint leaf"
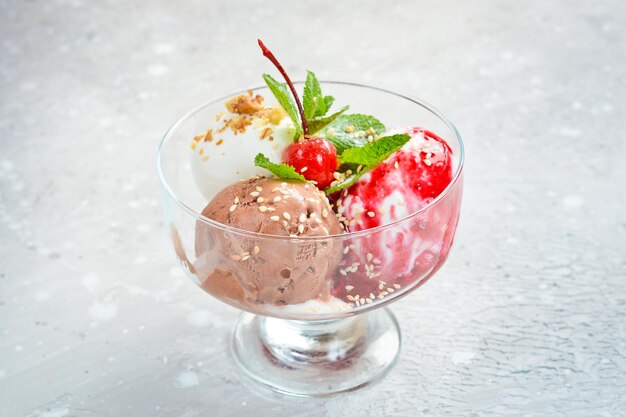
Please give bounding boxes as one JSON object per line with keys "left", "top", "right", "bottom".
{"left": 254, "top": 153, "right": 306, "bottom": 181}
{"left": 302, "top": 70, "right": 335, "bottom": 119}
{"left": 319, "top": 114, "right": 386, "bottom": 154}
{"left": 323, "top": 134, "right": 410, "bottom": 194}
{"left": 308, "top": 105, "right": 349, "bottom": 134}
{"left": 303, "top": 71, "right": 322, "bottom": 119}
{"left": 322, "top": 96, "right": 335, "bottom": 113}
{"left": 339, "top": 134, "right": 410, "bottom": 166}
{"left": 262, "top": 74, "right": 303, "bottom": 140}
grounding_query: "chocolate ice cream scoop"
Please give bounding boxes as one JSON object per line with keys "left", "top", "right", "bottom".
{"left": 194, "top": 176, "right": 343, "bottom": 308}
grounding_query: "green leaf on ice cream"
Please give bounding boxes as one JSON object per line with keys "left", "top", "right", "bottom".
{"left": 254, "top": 153, "right": 307, "bottom": 182}
{"left": 324, "top": 134, "right": 410, "bottom": 194}
{"left": 318, "top": 114, "right": 387, "bottom": 154}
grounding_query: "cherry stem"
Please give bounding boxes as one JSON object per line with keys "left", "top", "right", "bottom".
{"left": 258, "top": 39, "right": 309, "bottom": 137}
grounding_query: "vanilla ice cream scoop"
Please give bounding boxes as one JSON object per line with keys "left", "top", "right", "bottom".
{"left": 190, "top": 92, "right": 296, "bottom": 199}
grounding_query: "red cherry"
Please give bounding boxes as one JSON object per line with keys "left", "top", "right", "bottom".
{"left": 283, "top": 137, "right": 338, "bottom": 189}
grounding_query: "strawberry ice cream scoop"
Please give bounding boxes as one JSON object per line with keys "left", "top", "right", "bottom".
{"left": 332, "top": 127, "right": 462, "bottom": 304}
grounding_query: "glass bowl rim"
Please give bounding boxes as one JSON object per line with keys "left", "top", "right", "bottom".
{"left": 157, "top": 81, "right": 465, "bottom": 241}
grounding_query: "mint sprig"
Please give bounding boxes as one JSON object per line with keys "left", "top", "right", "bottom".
{"left": 324, "top": 134, "right": 410, "bottom": 194}
{"left": 319, "top": 114, "right": 386, "bottom": 154}
{"left": 262, "top": 74, "right": 303, "bottom": 140}
{"left": 254, "top": 153, "right": 307, "bottom": 182}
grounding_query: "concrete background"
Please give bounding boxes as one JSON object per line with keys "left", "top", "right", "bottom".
{"left": 1, "top": 0, "right": 625, "bottom": 415}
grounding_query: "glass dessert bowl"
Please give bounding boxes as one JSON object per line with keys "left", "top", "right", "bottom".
{"left": 157, "top": 81, "right": 464, "bottom": 396}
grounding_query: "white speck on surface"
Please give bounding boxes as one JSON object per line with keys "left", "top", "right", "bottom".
{"left": 175, "top": 371, "right": 199, "bottom": 388}
{"left": 15, "top": 345, "right": 24, "bottom": 352}
{"left": 451, "top": 351, "right": 476, "bottom": 364}
{"left": 133, "top": 256, "right": 147, "bottom": 265}
{"left": 20, "top": 81, "right": 37, "bottom": 91}
{"left": 186, "top": 309, "right": 212, "bottom": 327}
{"left": 88, "top": 301, "right": 118, "bottom": 321}
{"left": 26, "top": 407, "right": 70, "bottom": 417}
{"left": 82, "top": 272, "right": 99, "bottom": 293}
{"left": 562, "top": 195, "right": 584, "bottom": 210}
{"left": 99, "top": 117, "right": 113, "bottom": 127}
{"left": 153, "top": 42, "right": 175, "bottom": 55}
{"left": 148, "top": 64, "right": 169, "bottom": 77}
{"left": 169, "top": 266, "right": 185, "bottom": 278}
{"left": 557, "top": 127, "right": 582, "bottom": 137}
{"left": 35, "top": 290, "right": 50, "bottom": 301}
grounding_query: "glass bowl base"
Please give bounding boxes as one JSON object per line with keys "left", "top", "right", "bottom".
{"left": 231, "top": 307, "right": 401, "bottom": 397}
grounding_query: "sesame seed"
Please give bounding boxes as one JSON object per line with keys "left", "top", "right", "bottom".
{"left": 267, "top": 207, "right": 276, "bottom": 212}
{"left": 367, "top": 211, "right": 375, "bottom": 217}
{"left": 299, "top": 213, "right": 306, "bottom": 222}
{"left": 258, "top": 206, "right": 268, "bottom": 212}
{"left": 359, "top": 298, "right": 366, "bottom": 305}
{"left": 365, "top": 298, "right": 373, "bottom": 304}
{"left": 314, "top": 218, "right": 322, "bottom": 224}
{"left": 229, "top": 204, "right": 237, "bottom": 212}
{"left": 345, "top": 285, "right": 354, "bottom": 291}
{"left": 190, "top": 141, "right": 197, "bottom": 150}
{"left": 234, "top": 197, "right": 239, "bottom": 204}
{"left": 198, "top": 148, "right": 204, "bottom": 155}
{"left": 300, "top": 167, "right": 308, "bottom": 173}
{"left": 347, "top": 295, "right": 354, "bottom": 301}
{"left": 369, "top": 293, "right": 375, "bottom": 299}
{"left": 373, "top": 258, "right": 381, "bottom": 265}
{"left": 393, "top": 284, "right": 401, "bottom": 289}
{"left": 256, "top": 186, "right": 262, "bottom": 192}
{"left": 367, "top": 253, "right": 373, "bottom": 262}
{"left": 354, "top": 294, "right": 360, "bottom": 300}
{"left": 283, "top": 212, "right": 291, "bottom": 220}
{"left": 343, "top": 246, "right": 350, "bottom": 254}
{"left": 298, "top": 224, "right": 305, "bottom": 234}
{"left": 273, "top": 196, "right": 282, "bottom": 203}
{"left": 394, "top": 161, "right": 399, "bottom": 169}
{"left": 423, "top": 159, "right": 432, "bottom": 166}
{"left": 270, "top": 215, "right": 280, "bottom": 221}
{"left": 281, "top": 182, "right": 287, "bottom": 187}
{"left": 322, "top": 209, "right": 328, "bottom": 218}
{"left": 340, "top": 269, "right": 347, "bottom": 276}
{"left": 250, "top": 191, "right": 260, "bottom": 197}
{"left": 387, "top": 288, "right": 395, "bottom": 293}
{"left": 345, "top": 125, "right": 355, "bottom": 133}
{"left": 254, "top": 246, "right": 260, "bottom": 254}
{"left": 241, "top": 254, "right": 250, "bottom": 261}
{"left": 216, "top": 139, "right": 224, "bottom": 146}
{"left": 257, "top": 197, "right": 264, "bottom": 203}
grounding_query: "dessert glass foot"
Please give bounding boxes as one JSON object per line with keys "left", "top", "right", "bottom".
{"left": 232, "top": 307, "right": 400, "bottom": 397}
{"left": 158, "top": 82, "right": 464, "bottom": 396}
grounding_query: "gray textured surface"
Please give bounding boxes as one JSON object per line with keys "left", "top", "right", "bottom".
{"left": 1, "top": 0, "right": 625, "bottom": 416}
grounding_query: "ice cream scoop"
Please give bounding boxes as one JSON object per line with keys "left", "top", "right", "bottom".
{"left": 332, "top": 127, "right": 459, "bottom": 302}
{"left": 190, "top": 92, "right": 296, "bottom": 200}
{"left": 194, "top": 176, "right": 343, "bottom": 308}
